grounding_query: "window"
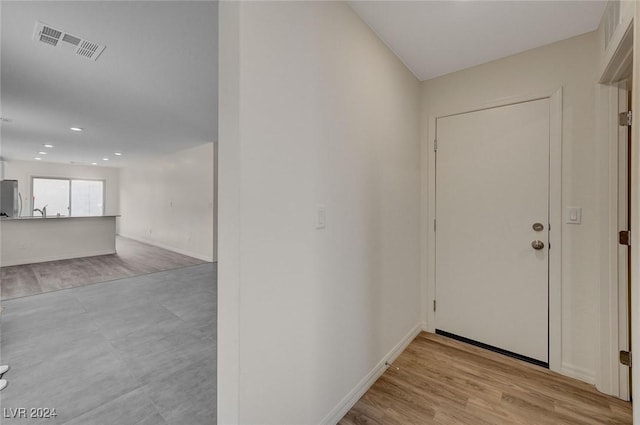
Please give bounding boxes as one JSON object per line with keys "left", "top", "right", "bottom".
{"left": 71, "top": 180, "right": 104, "bottom": 216}
{"left": 32, "top": 178, "right": 69, "bottom": 216}
{"left": 32, "top": 178, "right": 104, "bottom": 216}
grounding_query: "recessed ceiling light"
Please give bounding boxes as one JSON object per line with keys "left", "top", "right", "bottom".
{"left": 91, "top": 162, "right": 97, "bottom": 165}
{"left": 38, "top": 151, "right": 47, "bottom": 155}
{"left": 70, "top": 127, "right": 83, "bottom": 132}
{"left": 102, "top": 157, "right": 109, "bottom": 161}
{"left": 34, "top": 157, "right": 42, "bottom": 161}
{"left": 43, "top": 144, "right": 54, "bottom": 148}
{"left": 114, "top": 152, "right": 122, "bottom": 156}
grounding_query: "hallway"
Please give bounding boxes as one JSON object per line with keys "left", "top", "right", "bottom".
{"left": 340, "top": 332, "right": 632, "bottom": 425}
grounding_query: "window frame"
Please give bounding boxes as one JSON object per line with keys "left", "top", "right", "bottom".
{"left": 31, "top": 176, "right": 106, "bottom": 216}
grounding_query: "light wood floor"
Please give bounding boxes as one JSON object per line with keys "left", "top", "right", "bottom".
{"left": 0, "top": 236, "right": 205, "bottom": 300}
{"left": 340, "top": 332, "right": 632, "bottom": 425}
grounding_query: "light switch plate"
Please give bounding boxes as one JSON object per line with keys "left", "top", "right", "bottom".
{"left": 566, "top": 207, "right": 582, "bottom": 224}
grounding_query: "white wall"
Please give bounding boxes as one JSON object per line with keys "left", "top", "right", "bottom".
{"left": 218, "top": 2, "right": 421, "bottom": 423}
{"left": 421, "top": 32, "right": 601, "bottom": 384}
{"left": 3, "top": 159, "right": 120, "bottom": 216}
{"left": 119, "top": 143, "right": 215, "bottom": 262}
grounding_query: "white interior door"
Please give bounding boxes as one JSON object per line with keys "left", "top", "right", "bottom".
{"left": 435, "top": 99, "right": 550, "bottom": 364}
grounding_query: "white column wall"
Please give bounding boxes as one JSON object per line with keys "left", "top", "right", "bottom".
{"left": 218, "top": 2, "right": 421, "bottom": 423}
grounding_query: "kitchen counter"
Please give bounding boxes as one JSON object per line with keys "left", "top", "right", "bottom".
{"left": 1, "top": 215, "right": 119, "bottom": 267}
{"left": 1, "top": 215, "right": 120, "bottom": 220}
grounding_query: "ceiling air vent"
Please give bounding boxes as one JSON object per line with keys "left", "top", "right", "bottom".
{"left": 33, "top": 21, "right": 106, "bottom": 61}
{"left": 62, "top": 33, "right": 81, "bottom": 46}
{"left": 39, "top": 25, "right": 62, "bottom": 46}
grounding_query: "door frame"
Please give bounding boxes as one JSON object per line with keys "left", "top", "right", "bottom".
{"left": 617, "top": 82, "right": 631, "bottom": 401}
{"left": 596, "top": 80, "right": 632, "bottom": 400}
{"left": 425, "top": 88, "right": 563, "bottom": 373}
{"left": 596, "top": 16, "right": 633, "bottom": 400}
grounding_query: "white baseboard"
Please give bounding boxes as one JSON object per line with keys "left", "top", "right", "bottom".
{"left": 320, "top": 323, "right": 423, "bottom": 425}
{"left": 561, "top": 362, "right": 596, "bottom": 385}
{"left": 118, "top": 233, "right": 214, "bottom": 262}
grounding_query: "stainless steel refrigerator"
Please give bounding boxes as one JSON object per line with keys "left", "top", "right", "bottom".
{"left": 0, "top": 180, "right": 21, "bottom": 217}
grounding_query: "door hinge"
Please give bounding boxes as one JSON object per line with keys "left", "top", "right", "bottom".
{"left": 619, "top": 230, "right": 631, "bottom": 246}
{"left": 620, "top": 350, "right": 632, "bottom": 367}
{"left": 434, "top": 139, "right": 438, "bottom": 152}
{"left": 434, "top": 219, "right": 436, "bottom": 232}
{"left": 619, "top": 111, "right": 632, "bottom": 127}
{"left": 433, "top": 300, "right": 436, "bottom": 312}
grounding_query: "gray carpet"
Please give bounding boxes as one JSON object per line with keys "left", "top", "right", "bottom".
{"left": 0, "top": 263, "right": 217, "bottom": 425}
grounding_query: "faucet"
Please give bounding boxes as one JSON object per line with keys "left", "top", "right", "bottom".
{"left": 33, "top": 204, "right": 48, "bottom": 217}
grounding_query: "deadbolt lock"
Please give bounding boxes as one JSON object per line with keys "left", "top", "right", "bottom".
{"left": 532, "top": 223, "right": 544, "bottom": 231}
{"left": 531, "top": 240, "right": 545, "bottom": 250}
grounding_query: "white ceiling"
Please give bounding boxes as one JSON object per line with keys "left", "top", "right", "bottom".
{"left": 348, "top": 1, "right": 607, "bottom": 81}
{"left": 1, "top": 1, "right": 218, "bottom": 167}
{"left": 1, "top": 1, "right": 606, "bottom": 167}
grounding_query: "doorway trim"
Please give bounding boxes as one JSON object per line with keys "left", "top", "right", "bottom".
{"left": 595, "top": 16, "right": 634, "bottom": 400}
{"left": 425, "top": 87, "right": 563, "bottom": 373}
{"left": 596, "top": 80, "right": 632, "bottom": 400}
{"left": 616, "top": 82, "right": 631, "bottom": 400}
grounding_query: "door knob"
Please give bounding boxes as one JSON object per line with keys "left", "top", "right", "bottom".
{"left": 531, "top": 240, "right": 545, "bottom": 250}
